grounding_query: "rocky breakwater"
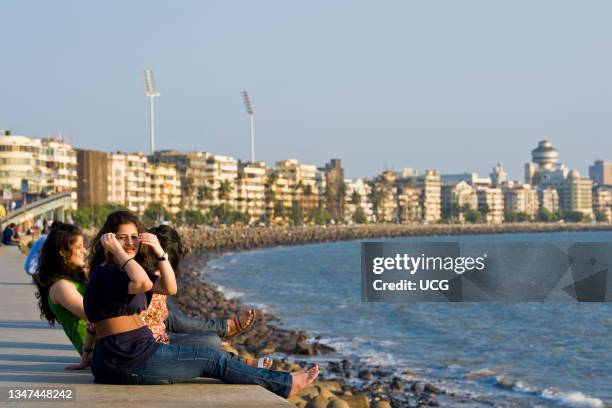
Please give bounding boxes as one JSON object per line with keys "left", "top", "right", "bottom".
{"left": 178, "top": 222, "right": 612, "bottom": 253}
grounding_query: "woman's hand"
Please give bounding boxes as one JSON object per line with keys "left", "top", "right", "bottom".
{"left": 100, "top": 233, "right": 126, "bottom": 258}
{"left": 65, "top": 352, "right": 91, "bottom": 370}
{"left": 139, "top": 232, "right": 165, "bottom": 258}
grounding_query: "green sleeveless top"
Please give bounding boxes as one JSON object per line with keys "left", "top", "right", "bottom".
{"left": 48, "top": 280, "right": 87, "bottom": 356}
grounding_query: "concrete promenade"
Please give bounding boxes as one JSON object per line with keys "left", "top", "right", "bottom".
{"left": 0, "top": 246, "right": 292, "bottom": 407}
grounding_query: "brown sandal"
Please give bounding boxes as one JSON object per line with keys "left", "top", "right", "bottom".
{"left": 225, "top": 309, "right": 256, "bottom": 339}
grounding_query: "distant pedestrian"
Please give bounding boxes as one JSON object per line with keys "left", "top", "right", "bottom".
{"left": 25, "top": 222, "right": 61, "bottom": 276}
{"left": 2, "top": 223, "right": 20, "bottom": 246}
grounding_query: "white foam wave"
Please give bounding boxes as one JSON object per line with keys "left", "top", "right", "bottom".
{"left": 464, "top": 368, "right": 496, "bottom": 380}
{"left": 540, "top": 388, "right": 604, "bottom": 408}
{"left": 215, "top": 285, "right": 244, "bottom": 299}
{"left": 249, "top": 302, "right": 276, "bottom": 314}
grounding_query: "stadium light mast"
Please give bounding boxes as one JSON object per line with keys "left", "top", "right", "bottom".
{"left": 241, "top": 91, "right": 255, "bottom": 162}
{"left": 144, "top": 70, "right": 160, "bottom": 154}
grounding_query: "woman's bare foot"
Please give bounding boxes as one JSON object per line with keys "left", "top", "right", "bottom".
{"left": 245, "top": 356, "right": 272, "bottom": 369}
{"left": 288, "top": 365, "right": 320, "bottom": 397}
{"left": 225, "top": 309, "right": 256, "bottom": 339}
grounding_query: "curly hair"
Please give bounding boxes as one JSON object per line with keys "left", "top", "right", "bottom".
{"left": 33, "top": 223, "right": 87, "bottom": 326}
{"left": 148, "top": 225, "right": 188, "bottom": 278}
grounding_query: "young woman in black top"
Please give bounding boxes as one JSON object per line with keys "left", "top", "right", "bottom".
{"left": 83, "top": 211, "right": 318, "bottom": 398}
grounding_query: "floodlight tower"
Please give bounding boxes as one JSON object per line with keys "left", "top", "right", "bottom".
{"left": 144, "top": 70, "right": 160, "bottom": 154}
{"left": 241, "top": 91, "right": 255, "bottom": 162}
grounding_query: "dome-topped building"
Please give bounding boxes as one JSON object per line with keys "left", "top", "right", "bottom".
{"left": 525, "top": 140, "right": 568, "bottom": 187}
{"left": 531, "top": 140, "right": 559, "bottom": 171}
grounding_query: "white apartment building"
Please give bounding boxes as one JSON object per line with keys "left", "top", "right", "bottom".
{"left": 149, "top": 163, "right": 181, "bottom": 214}
{"left": 204, "top": 154, "right": 238, "bottom": 208}
{"left": 108, "top": 152, "right": 150, "bottom": 214}
{"left": 107, "top": 153, "right": 127, "bottom": 205}
{"left": 477, "top": 187, "right": 504, "bottom": 224}
{"left": 560, "top": 170, "right": 593, "bottom": 218}
{"left": 503, "top": 184, "right": 539, "bottom": 219}
{"left": 236, "top": 161, "right": 267, "bottom": 222}
{"left": 344, "top": 177, "right": 373, "bottom": 223}
{"left": 0, "top": 131, "right": 77, "bottom": 208}
{"left": 441, "top": 180, "right": 478, "bottom": 222}
{"left": 538, "top": 187, "right": 559, "bottom": 214}
{"left": 592, "top": 187, "right": 612, "bottom": 221}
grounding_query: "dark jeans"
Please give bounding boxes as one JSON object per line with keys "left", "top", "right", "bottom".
{"left": 126, "top": 343, "right": 293, "bottom": 398}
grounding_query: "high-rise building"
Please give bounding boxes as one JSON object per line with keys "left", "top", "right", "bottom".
{"left": 372, "top": 171, "right": 398, "bottom": 223}
{"left": 107, "top": 152, "right": 150, "bottom": 214}
{"left": 395, "top": 170, "right": 441, "bottom": 224}
{"left": 235, "top": 161, "right": 267, "bottom": 222}
{"left": 204, "top": 154, "right": 239, "bottom": 209}
{"left": 107, "top": 153, "right": 127, "bottom": 206}
{"left": 525, "top": 140, "right": 568, "bottom": 188}
{"left": 589, "top": 160, "right": 612, "bottom": 187}
{"left": 476, "top": 187, "right": 504, "bottom": 224}
{"left": 344, "top": 178, "right": 373, "bottom": 223}
{"left": 441, "top": 181, "right": 478, "bottom": 223}
{"left": 0, "top": 130, "right": 77, "bottom": 208}
{"left": 397, "top": 179, "right": 421, "bottom": 223}
{"left": 490, "top": 163, "right": 508, "bottom": 187}
{"left": 149, "top": 150, "right": 208, "bottom": 212}
{"left": 592, "top": 186, "right": 612, "bottom": 221}
{"left": 559, "top": 170, "right": 593, "bottom": 218}
{"left": 420, "top": 170, "right": 441, "bottom": 223}
{"left": 538, "top": 187, "right": 559, "bottom": 214}
{"left": 149, "top": 163, "right": 181, "bottom": 214}
{"left": 76, "top": 149, "right": 109, "bottom": 207}
{"left": 503, "top": 184, "right": 539, "bottom": 219}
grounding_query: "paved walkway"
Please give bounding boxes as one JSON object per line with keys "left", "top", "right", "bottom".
{"left": 0, "top": 246, "right": 292, "bottom": 407}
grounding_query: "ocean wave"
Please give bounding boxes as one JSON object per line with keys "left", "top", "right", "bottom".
{"left": 489, "top": 375, "right": 604, "bottom": 408}
{"left": 540, "top": 388, "right": 604, "bottom": 408}
{"left": 464, "top": 368, "right": 496, "bottom": 380}
{"left": 215, "top": 285, "right": 244, "bottom": 299}
{"left": 248, "top": 302, "right": 277, "bottom": 314}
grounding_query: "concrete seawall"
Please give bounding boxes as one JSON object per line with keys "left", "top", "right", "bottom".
{"left": 0, "top": 246, "right": 292, "bottom": 407}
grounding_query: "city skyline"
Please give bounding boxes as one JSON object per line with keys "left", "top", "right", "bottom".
{"left": 0, "top": 129, "right": 604, "bottom": 184}
{"left": 2, "top": 1, "right": 611, "bottom": 179}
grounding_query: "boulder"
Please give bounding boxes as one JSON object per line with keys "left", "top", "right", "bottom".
{"left": 339, "top": 395, "right": 370, "bottom": 408}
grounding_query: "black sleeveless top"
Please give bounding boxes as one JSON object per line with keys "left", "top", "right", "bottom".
{"left": 84, "top": 264, "right": 160, "bottom": 383}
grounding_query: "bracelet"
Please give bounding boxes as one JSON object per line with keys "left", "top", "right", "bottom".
{"left": 83, "top": 347, "right": 94, "bottom": 353}
{"left": 121, "top": 257, "right": 135, "bottom": 271}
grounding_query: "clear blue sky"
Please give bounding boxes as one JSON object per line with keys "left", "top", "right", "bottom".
{"left": 1, "top": 1, "right": 611, "bottom": 179}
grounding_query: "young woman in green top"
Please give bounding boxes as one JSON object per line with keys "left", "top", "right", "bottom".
{"left": 33, "top": 223, "right": 96, "bottom": 369}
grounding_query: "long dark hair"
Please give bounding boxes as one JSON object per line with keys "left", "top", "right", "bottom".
{"left": 88, "top": 210, "right": 153, "bottom": 272}
{"left": 34, "top": 223, "right": 87, "bottom": 326}
{"left": 148, "top": 225, "right": 188, "bottom": 278}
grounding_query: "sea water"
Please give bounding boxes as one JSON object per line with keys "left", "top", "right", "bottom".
{"left": 203, "top": 231, "right": 612, "bottom": 407}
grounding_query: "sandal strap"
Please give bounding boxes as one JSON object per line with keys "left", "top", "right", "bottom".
{"left": 227, "top": 310, "right": 255, "bottom": 339}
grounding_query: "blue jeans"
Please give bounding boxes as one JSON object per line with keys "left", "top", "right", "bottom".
{"left": 166, "top": 299, "right": 227, "bottom": 338}
{"left": 168, "top": 332, "right": 221, "bottom": 349}
{"left": 126, "top": 343, "right": 293, "bottom": 398}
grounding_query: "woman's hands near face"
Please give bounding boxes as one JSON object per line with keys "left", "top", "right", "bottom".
{"left": 139, "top": 232, "right": 164, "bottom": 258}
{"left": 100, "top": 233, "right": 126, "bottom": 258}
